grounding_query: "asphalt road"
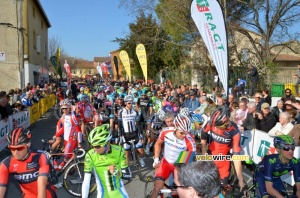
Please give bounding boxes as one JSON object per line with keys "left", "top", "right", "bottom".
{"left": 0, "top": 107, "right": 156, "bottom": 198}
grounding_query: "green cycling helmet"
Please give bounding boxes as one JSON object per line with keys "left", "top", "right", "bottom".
{"left": 273, "top": 135, "right": 295, "bottom": 149}
{"left": 88, "top": 124, "right": 112, "bottom": 146}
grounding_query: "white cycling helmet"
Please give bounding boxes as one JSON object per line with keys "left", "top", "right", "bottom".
{"left": 173, "top": 114, "right": 191, "bottom": 132}
{"left": 157, "top": 109, "right": 165, "bottom": 121}
{"left": 180, "top": 107, "right": 190, "bottom": 117}
{"left": 124, "top": 95, "right": 133, "bottom": 102}
{"left": 59, "top": 99, "right": 72, "bottom": 107}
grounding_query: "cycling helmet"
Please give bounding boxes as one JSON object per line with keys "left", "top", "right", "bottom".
{"left": 7, "top": 127, "right": 32, "bottom": 146}
{"left": 147, "top": 92, "right": 153, "bottom": 97}
{"left": 191, "top": 113, "right": 204, "bottom": 124}
{"left": 124, "top": 95, "right": 133, "bottom": 102}
{"left": 173, "top": 114, "right": 191, "bottom": 132}
{"left": 80, "top": 94, "right": 89, "bottom": 102}
{"left": 180, "top": 108, "right": 190, "bottom": 117}
{"left": 59, "top": 99, "right": 72, "bottom": 106}
{"left": 141, "top": 89, "right": 147, "bottom": 95}
{"left": 131, "top": 90, "right": 137, "bottom": 95}
{"left": 80, "top": 87, "right": 84, "bottom": 91}
{"left": 88, "top": 124, "right": 112, "bottom": 146}
{"left": 274, "top": 135, "right": 295, "bottom": 149}
{"left": 120, "top": 87, "right": 125, "bottom": 91}
{"left": 210, "top": 106, "right": 230, "bottom": 127}
{"left": 157, "top": 109, "right": 166, "bottom": 121}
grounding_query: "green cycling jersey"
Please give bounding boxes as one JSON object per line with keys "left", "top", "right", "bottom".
{"left": 84, "top": 144, "right": 129, "bottom": 197}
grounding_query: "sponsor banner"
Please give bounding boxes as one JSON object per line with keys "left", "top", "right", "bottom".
{"left": 136, "top": 43, "right": 148, "bottom": 83}
{"left": 0, "top": 111, "right": 30, "bottom": 151}
{"left": 29, "top": 103, "right": 40, "bottom": 125}
{"left": 191, "top": 0, "right": 228, "bottom": 95}
{"left": 119, "top": 50, "right": 131, "bottom": 81}
{"left": 242, "top": 129, "right": 299, "bottom": 186}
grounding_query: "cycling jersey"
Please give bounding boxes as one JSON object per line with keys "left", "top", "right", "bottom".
{"left": 0, "top": 151, "right": 57, "bottom": 198}
{"left": 151, "top": 96, "right": 163, "bottom": 112}
{"left": 201, "top": 122, "right": 241, "bottom": 184}
{"left": 255, "top": 154, "right": 300, "bottom": 197}
{"left": 83, "top": 144, "right": 129, "bottom": 198}
{"left": 137, "top": 97, "right": 153, "bottom": 121}
{"left": 160, "top": 127, "right": 196, "bottom": 164}
{"left": 147, "top": 114, "right": 163, "bottom": 131}
{"left": 55, "top": 112, "right": 81, "bottom": 158}
{"left": 77, "top": 102, "right": 97, "bottom": 123}
{"left": 118, "top": 108, "right": 140, "bottom": 135}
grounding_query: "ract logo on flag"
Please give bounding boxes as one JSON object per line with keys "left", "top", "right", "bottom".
{"left": 196, "top": 0, "right": 210, "bottom": 12}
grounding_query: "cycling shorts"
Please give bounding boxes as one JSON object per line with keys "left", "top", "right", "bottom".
{"left": 154, "top": 158, "right": 175, "bottom": 181}
{"left": 255, "top": 171, "right": 286, "bottom": 197}
{"left": 123, "top": 133, "right": 143, "bottom": 151}
{"left": 64, "top": 140, "right": 77, "bottom": 158}
{"left": 214, "top": 160, "right": 231, "bottom": 185}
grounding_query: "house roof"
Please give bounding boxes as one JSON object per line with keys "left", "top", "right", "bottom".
{"left": 274, "top": 54, "right": 300, "bottom": 62}
{"left": 94, "top": 57, "right": 109, "bottom": 63}
{"left": 35, "top": 0, "right": 51, "bottom": 27}
{"left": 71, "top": 60, "right": 97, "bottom": 69}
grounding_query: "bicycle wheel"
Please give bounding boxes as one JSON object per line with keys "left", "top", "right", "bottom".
{"left": 63, "top": 161, "right": 97, "bottom": 197}
{"left": 144, "top": 175, "right": 154, "bottom": 198}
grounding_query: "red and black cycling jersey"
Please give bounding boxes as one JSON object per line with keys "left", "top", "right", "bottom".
{"left": 0, "top": 150, "right": 56, "bottom": 198}
{"left": 201, "top": 122, "right": 241, "bottom": 155}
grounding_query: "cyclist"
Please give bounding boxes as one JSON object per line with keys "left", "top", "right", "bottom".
{"left": 137, "top": 89, "right": 153, "bottom": 135}
{"left": 150, "top": 113, "right": 196, "bottom": 198}
{"left": 0, "top": 128, "right": 57, "bottom": 198}
{"left": 77, "top": 94, "right": 99, "bottom": 136}
{"left": 255, "top": 135, "right": 300, "bottom": 198}
{"left": 145, "top": 109, "right": 165, "bottom": 155}
{"left": 190, "top": 113, "right": 204, "bottom": 139}
{"left": 201, "top": 106, "right": 246, "bottom": 194}
{"left": 52, "top": 99, "right": 82, "bottom": 170}
{"left": 118, "top": 95, "right": 146, "bottom": 173}
{"left": 82, "top": 124, "right": 130, "bottom": 198}
{"left": 77, "top": 87, "right": 86, "bottom": 102}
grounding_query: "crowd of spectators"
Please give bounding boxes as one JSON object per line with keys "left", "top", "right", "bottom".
{"left": 0, "top": 80, "right": 58, "bottom": 121}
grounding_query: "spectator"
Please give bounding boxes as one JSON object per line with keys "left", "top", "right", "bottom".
{"left": 271, "top": 100, "right": 284, "bottom": 122}
{"left": 286, "top": 109, "right": 298, "bottom": 125}
{"left": 186, "top": 91, "right": 200, "bottom": 112}
{"left": 13, "top": 89, "right": 21, "bottom": 104}
{"left": 262, "top": 88, "right": 271, "bottom": 106}
{"left": 174, "top": 161, "right": 222, "bottom": 198}
{"left": 204, "top": 98, "right": 216, "bottom": 117}
{"left": 254, "top": 103, "right": 277, "bottom": 132}
{"left": 281, "top": 88, "right": 296, "bottom": 104}
{"left": 268, "top": 112, "right": 294, "bottom": 137}
{"left": 229, "top": 102, "right": 239, "bottom": 123}
{"left": 20, "top": 88, "right": 27, "bottom": 100}
{"left": 254, "top": 92, "right": 264, "bottom": 110}
{"left": 194, "top": 96, "right": 207, "bottom": 115}
{"left": 237, "top": 77, "right": 246, "bottom": 95}
{"left": 235, "top": 100, "right": 248, "bottom": 126}
{"left": 241, "top": 101, "right": 257, "bottom": 131}
{"left": 247, "top": 65, "right": 259, "bottom": 96}
{"left": 191, "top": 84, "right": 198, "bottom": 96}
{"left": 21, "top": 91, "right": 33, "bottom": 107}
{"left": 292, "top": 63, "right": 300, "bottom": 96}
{"left": 13, "top": 101, "right": 23, "bottom": 113}
{"left": 213, "top": 74, "right": 219, "bottom": 87}
{"left": 212, "top": 86, "right": 219, "bottom": 103}
{"left": 160, "top": 69, "right": 166, "bottom": 84}
{"left": 0, "top": 97, "right": 11, "bottom": 121}
{"left": 182, "top": 90, "right": 190, "bottom": 108}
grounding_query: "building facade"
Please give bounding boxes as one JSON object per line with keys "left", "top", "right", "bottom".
{"left": 0, "top": 0, "right": 50, "bottom": 91}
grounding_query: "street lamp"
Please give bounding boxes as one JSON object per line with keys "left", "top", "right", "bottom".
{"left": 0, "top": 22, "right": 25, "bottom": 88}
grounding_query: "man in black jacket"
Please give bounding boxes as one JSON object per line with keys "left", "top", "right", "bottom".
{"left": 254, "top": 103, "right": 277, "bottom": 132}
{"left": 248, "top": 65, "right": 259, "bottom": 97}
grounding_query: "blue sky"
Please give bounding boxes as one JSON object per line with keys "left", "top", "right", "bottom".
{"left": 40, "top": 0, "right": 134, "bottom": 61}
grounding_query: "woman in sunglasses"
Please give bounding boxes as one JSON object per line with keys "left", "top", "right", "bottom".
{"left": 0, "top": 127, "right": 57, "bottom": 198}
{"left": 255, "top": 135, "right": 300, "bottom": 198}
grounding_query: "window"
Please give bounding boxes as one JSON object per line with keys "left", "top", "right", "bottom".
{"left": 88, "top": 69, "right": 92, "bottom": 75}
{"left": 79, "top": 70, "right": 82, "bottom": 74}
{"left": 33, "top": 31, "right": 36, "bottom": 49}
{"left": 33, "top": 6, "right": 35, "bottom": 18}
{"left": 73, "top": 70, "right": 76, "bottom": 74}
{"left": 36, "top": 35, "right": 41, "bottom": 53}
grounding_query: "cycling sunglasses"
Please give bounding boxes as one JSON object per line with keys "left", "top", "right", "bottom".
{"left": 8, "top": 145, "right": 27, "bottom": 151}
{"left": 126, "top": 102, "right": 133, "bottom": 105}
{"left": 93, "top": 145, "right": 102, "bottom": 149}
{"left": 282, "top": 145, "right": 295, "bottom": 151}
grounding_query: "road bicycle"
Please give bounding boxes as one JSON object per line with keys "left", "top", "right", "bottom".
{"left": 122, "top": 138, "right": 144, "bottom": 181}
{"left": 41, "top": 139, "right": 97, "bottom": 197}
{"left": 144, "top": 175, "right": 179, "bottom": 198}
